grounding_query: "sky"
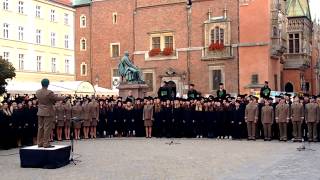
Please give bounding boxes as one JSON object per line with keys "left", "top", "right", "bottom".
{"left": 309, "top": 0, "right": 320, "bottom": 21}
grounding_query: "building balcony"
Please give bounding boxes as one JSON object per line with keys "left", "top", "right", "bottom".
{"left": 283, "top": 53, "right": 311, "bottom": 70}
{"left": 201, "top": 46, "right": 233, "bottom": 60}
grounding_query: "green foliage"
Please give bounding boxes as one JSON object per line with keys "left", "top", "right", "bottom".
{"left": 0, "top": 56, "right": 16, "bottom": 95}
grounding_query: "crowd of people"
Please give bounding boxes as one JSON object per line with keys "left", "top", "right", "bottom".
{"left": 0, "top": 81, "right": 319, "bottom": 150}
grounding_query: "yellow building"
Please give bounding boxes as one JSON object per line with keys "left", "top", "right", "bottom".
{"left": 0, "top": 0, "right": 75, "bottom": 83}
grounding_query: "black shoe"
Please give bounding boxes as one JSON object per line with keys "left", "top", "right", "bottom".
{"left": 44, "top": 145, "right": 55, "bottom": 148}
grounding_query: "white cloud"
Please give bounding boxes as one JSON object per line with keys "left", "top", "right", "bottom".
{"left": 309, "top": 0, "right": 320, "bottom": 20}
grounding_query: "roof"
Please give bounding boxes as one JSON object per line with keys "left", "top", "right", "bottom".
{"left": 286, "top": 0, "right": 311, "bottom": 20}
{"left": 50, "top": 0, "right": 73, "bottom": 7}
{"left": 73, "top": 0, "right": 91, "bottom": 7}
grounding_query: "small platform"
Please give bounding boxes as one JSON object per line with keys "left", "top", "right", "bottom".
{"left": 20, "top": 145, "right": 71, "bottom": 169}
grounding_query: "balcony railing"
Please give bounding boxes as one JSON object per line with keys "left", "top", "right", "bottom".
{"left": 202, "top": 46, "right": 233, "bottom": 60}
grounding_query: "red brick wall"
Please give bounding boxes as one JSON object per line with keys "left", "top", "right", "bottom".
{"left": 75, "top": 0, "right": 239, "bottom": 95}
{"left": 75, "top": 5, "right": 91, "bottom": 82}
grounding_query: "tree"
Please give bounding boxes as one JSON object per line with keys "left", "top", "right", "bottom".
{"left": 0, "top": 56, "right": 16, "bottom": 95}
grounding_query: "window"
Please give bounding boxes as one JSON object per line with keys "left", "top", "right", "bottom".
{"left": 36, "top": 56, "right": 41, "bottom": 71}
{"left": 273, "top": 26, "right": 278, "bottom": 37}
{"left": 149, "top": 33, "right": 175, "bottom": 51}
{"left": 64, "top": 35, "right": 69, "bottom": 49}
{"left": 80, "top": 15, "right": 86, "bottom": 28}
{"left": 143, "top": 72, "right": 154, "bottom": 92}
{"left": 110, "top": 43, "right": 120, "bottom": 58}
{"left": 251, "top": 74, "right": 259, "bottom": 84}
{"left": 50, "top": 9, "right": 55, "bottom": 22}
{"left": 51, "top": 58, "right": 56, "bottom": 73}
{"left": 3, "top": 0, "right": 8, "bottom": 10}
{"left": 18, "top": 26, "right": 23, "bottom": 41}
{"left": 80, "top": 38, "right": 86, "bottom": 51}
{"left": 80, "top": 62, "right": 87, "bottom": 76}
{"left": 65, "top": 59, "right": 69, "bottom": 73}
{"left": 152, "top": 37, "right": 160, "bottom": 49}
{"left": 289, "top": 33, "right": 300, "bottom": 53}
{"left": 164, "top": 36, "right": 173, "bottom": 48}
{"left": 51, "top": 32, "right": 56, "bottom": 47}
{"left": 36, "top": 29, "right": 41, "bottom": 44}
{"left": 211, "top": 27, "right": 224, "bottom": 44}
{"left": 18, "top": 54, "right": 24, "bottom": 70}
{"left": 35, "top": 5, "right": 40, "bottom": 17}
{"left": 18, "top": 1, "right": 23, "bottom": 14}
{"left": 64, "top": 13, "right": 69, "bottom": 25}
{"left": 212, "top": 69, "right": 222, "bottom": 90}
{"left": 112, "top": 12, "right": 117, "bottom": 24}
{"left": 3, "top": 52, "right": 9, "bottom": 61}
{"left": 3, "top": 23, "right": 9, "bottom": 39}
{"left": 112, "top": 69, "right": 120, "bottom": 77}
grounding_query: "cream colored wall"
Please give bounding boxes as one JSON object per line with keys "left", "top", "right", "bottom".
{"left": 0, "top": 0, "right": 75, "bottom": 82}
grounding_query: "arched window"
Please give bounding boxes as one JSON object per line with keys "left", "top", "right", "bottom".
{"left": 80, "top": 62, "right": 87, "bottom": 76}
{"left": 80, "top": 15, "right": 86, "bottom": 28}
{"left": 80, "top": 38, "right": 86, "bottom": 51}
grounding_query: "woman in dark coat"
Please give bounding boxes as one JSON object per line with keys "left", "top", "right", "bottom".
{"left": 12, "top": 103, "right": 25, "bottom": 147}
{"left": 134, "top": 99, "right": 144, "bottom": 137}
{"left": 0, "top": 102, "right": 14, "bottom": 149}
{"left": 162, "top": 99, "right": 173, "bottom": 138}
{"left": 105, "top": 100, "right": 114, "bottom": 137}
{"left": 97, "top": 100, "right": 107, "bottom": 138}
{"left": 172, "top": 99, "right": 182, "bottom": 138}
{"left": 24, "top": 100, "right": 36, "bottom": 145}
{"left": 113, "top": 101, "right": 124, "bottom": 137}
{"left": 124, "top": 100, "right": 135, "bottom": 137}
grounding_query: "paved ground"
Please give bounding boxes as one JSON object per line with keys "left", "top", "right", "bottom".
{"left": 0, "top": 138, "right": 320, "bottom": 180}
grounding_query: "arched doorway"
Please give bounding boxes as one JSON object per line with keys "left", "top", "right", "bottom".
{"left": 167, "top": 81, "right": 177, "bottom": 99}
{"left": 285, "top": 82, "right": 294, "bottom": 92}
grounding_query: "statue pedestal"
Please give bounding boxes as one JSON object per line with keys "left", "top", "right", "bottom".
{"left": 117, "top": 83, "right": 149, "bottom": 98}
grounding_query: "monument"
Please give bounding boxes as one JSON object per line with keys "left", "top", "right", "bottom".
{"left": 117, "top": 51, "right": 148, "bottom": 98}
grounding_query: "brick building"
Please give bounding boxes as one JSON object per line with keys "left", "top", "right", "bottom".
{"left": 74, "top": 0, "right": 240, "bottom": 96}
{"left": 239, "top": 0, "right": 287, "bottom": 94}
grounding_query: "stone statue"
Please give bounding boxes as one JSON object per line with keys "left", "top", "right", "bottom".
{"left": 118, "top": 51, "right": 143, "bottom": 83}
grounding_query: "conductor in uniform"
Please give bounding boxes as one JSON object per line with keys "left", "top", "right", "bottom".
{"left": 36, "top": 79, "right": 65, "bottom": 148}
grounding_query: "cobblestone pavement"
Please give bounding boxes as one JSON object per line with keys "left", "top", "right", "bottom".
{"left": 0, "top": 138, "right": 319, "bottom": 180}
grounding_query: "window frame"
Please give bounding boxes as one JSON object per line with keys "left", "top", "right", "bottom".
{"left": 80, "top": 38, "right": 86, "bottom": 51}
{"left": 64, "top": 13, "right": 69, "bottom": 25}
{"left": 35, "top": 5, "right": 41, "bottom": 18}
{"left": 36, "top": 56, "right": 41, "bottom": 72}
{"left": 3, "top": 23, "right": 9, "bottom": 39}
{"left": 36, "top": 29, "right": 41, "bottom": 44}
{"left": 18, "top": 1, "right": 23, "bottom": 14}
{"left": 112, "top": 12, "right": 117, "bottom": 24}
{"left": 210, "top": 26, "right": 225, "bottom": 44}
{"left": 18, "top": 54, "right": 24, "bottom": 71}
{"left": 50, "top": 9, "right": 55, "bottom": 22}
{"left": 251, "top": 74, "right": 259, "bottom": 84}
{"left": 288, "top": 33, "right": 300, "bottom": 53}
{"left": 50, "top": 32, "right": 56, "bottom": 47}
{"left": 64, "top": 34, "right": 69, "bottom": 49}
{"left": 65, "top": 59, "right": 70, "bottom": 74}
{"left": 80, "top": 15, "right": 86, "bottom": 28}
{"left": 110, "top": 43, "right": 120, "bottom": 58}
{"left": 3, "top": 0, "right": 8, "bottom": 10}
{"left": 80, "top": 62, "right": 87, "bottom": 76}
{"left": 209, "top": 66, "right": 225, "bottom": 91}
{"left": 149, "top": 32, "right": 175, "bottom": 51}
{"left": 3, "top": 51, "right": 9, "bottom": 61}
{"left": 51, "top": 57, "right": 56, "bottom": 73}
{"left": 18, "top": 26, "right": 23, "bottom": 41}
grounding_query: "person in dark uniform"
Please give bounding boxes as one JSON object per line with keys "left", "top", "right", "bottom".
{"left": 134, "top": 98, "right": 144, "bottom": 137}
{"left": 163, "top": 99, "right": 173, "bottom": 138}
{"left": 113, "top": 101, "right": 124, "bottom": 137}
{"left": 187, "top": 84, "right": 200, "bottom": 99}
{"left": 260, "top": 81, "right": 271, "bottom": 99}
{"left": 0, "top": 101, "right": 13, "bottom": 149}
{"left": 124, "top": 100, "right": 135, "bottom": 137}
{"left": 216, "top": 83, "right": 227, "bottom": 99}
{"left": 12, "top": 102, "right": 25, "bottom": 147}
{"left": 97, "top": 100, "right": 107, "bottom": 138}
{"left": 158, "top": 81, "right": 170, "bottom": 101}
{"left": 172, "top": 99, "right": 182, "bottom": 138}
{"left": 194, "top": 100, "right": 204, "bottom": 138}
{"left": 232, "top": 100, "right": 245, "bottom": 139}
{"left": 25, "top": 100, "right": 36, "bottom": 145}
{"left": 105, "top": 99, "right": 114, "bottom": 137}
{"left": 153, "top": 97, "right": 162, "bottom": 138}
